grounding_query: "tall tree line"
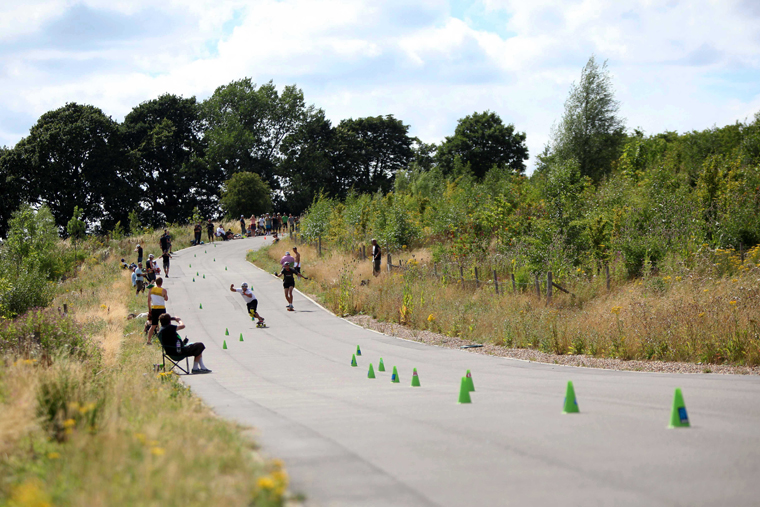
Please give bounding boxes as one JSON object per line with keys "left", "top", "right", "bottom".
{"left": 0, "top": 76, "right": 535, "bottom": 238}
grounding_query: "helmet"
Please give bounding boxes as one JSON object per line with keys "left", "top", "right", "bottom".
{"left": 241, "top": 283, "right": 248, "bottom": 288}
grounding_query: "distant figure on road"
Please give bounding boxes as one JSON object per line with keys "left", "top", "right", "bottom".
{"left": 147, "top": 277, "right": 168, "bottom": 345}
{"left": 161, "top": 250, "right": 171, "bottom": 277}
{"left": 240, "top": 215, "right": 246, "bottom": 236}
{"left": 275, "top": 263, "right": 308, "bottom": 310}
{"left": 230, "top": 283, "right": 265, "bottom": 325}
{"left": 157, "top": 314, "right": 211, "bottom": 374}
{"left": 372, "top": 239, "right": 381, "bottom": 276}
{"left": 193, "top": 222, "right": 202, "bottom": 245}
{"left": 160, "top": 229, "right": 170, "bottom": 255}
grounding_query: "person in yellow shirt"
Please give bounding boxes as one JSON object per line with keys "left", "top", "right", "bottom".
{"left": 147, "top": 277, "right": 168, "bottom": 345}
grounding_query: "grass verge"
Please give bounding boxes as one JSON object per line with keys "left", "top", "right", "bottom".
{"left": 249, "top": 238, "right": 760, "bottom": 369}
{"left": 1, "top": 229, "right": 289, "bottom": 506}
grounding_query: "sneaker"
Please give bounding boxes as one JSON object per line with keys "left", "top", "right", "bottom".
{"left": 192, "top": 368, "right": 211, "bottom": 374}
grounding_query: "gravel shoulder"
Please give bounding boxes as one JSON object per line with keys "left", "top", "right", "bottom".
{"left": 346, "top": 314, "right": 760, "bottom": 376}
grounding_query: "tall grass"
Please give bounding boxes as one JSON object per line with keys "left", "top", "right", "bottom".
{"left": 1, "top": 227, "right": 289, "bottom": 506}
{"left": 251, "top": 239, "right": 760, "bottom": 366}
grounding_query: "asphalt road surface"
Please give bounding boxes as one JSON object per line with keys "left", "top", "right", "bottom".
{"left": 161, "top": 237, "right": 760, "bottom": 506}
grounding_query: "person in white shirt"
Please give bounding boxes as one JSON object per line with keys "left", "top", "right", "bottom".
{"left": 230, "top": 283, "right": 265, "bottom": 325}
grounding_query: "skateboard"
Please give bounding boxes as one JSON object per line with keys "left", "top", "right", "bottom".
{"left": 256, "top": 322, "right": 267, "bottom": 328}
{"left": 287, "top": 306, "right": 294, "bottom": 311}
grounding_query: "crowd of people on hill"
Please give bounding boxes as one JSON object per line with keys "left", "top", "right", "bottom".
{"left": 186, "top": 213, "right": 300, "bottom": 246}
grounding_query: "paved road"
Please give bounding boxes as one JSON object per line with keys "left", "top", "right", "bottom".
{"left": 163, "top": 237, "right": 760, "bottom": 506}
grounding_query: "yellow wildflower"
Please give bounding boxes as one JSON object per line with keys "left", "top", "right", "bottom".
{"left": 150, "top": 447, "right": 165, "bottom": 456}
{"left": 698, "top": 312, "right": 705, "bottom": 318}
{"left": 47, "top": 452, "right": 60, "bottom": 459}
{"left": 611, "top": 306, "right": 622, "bottom": 315}
{"left": 257, "top": 476, "right": 275, "bottom": 490}
{"left": 730, "top": 300, "right": 737, "bottom": 306}
{"left": 427, "top": 314, "right": 435, "bottom": 322}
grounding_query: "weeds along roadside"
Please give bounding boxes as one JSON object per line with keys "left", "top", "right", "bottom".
{"left": 250, "top": 239, "right": 760, "bottom": 367}
{"left": 1, "top": 228, "right": 288, "bottom": 506}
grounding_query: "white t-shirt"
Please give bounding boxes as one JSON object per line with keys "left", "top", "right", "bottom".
{"left": 235, "top": 287, "right": 256, "bottom": 303}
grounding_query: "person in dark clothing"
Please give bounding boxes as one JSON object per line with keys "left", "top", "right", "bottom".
{"left": 240, "top": 216, "right": 247, "bottom": 236}
{"left": 157, "top": 314, "right": 211, "bottom": 374}
{"left": 207, "top": 219, "right": 214, "bottom": 242}
{"left": 372, "top": 239, "right": 381, "bottom": 276}
{"left": 274, "top": 263, "right": 308, "bottom": 310}
{"left": 193, "top": 223, "right": 202, "bottom": 245}
{"left": 161, "top": 251, "right": 171, "bottom": 277}
{"left": 135, "top": 243, "right": 143, "bottom": 264}
{"left": 159, "top": 230, "right": 170, "bottom": 254}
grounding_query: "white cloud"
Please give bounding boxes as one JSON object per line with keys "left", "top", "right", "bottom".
{"left": 1, "top": 0, "right": 760, "bottom": 170}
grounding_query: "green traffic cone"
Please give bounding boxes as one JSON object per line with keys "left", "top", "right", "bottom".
{"left": 194, "top": 254, "right": 196, "bottom": 257}
{"left": 464, "top": 370, "right": 475, "bottom": 392}
{"left": 458, "top": 377, "right": 472, "bottom": 404}
{"left": 189, "top": 264, "right": 192, "bottom": 268}
{"left": 196, "top": 272, "right": 199, "bottom": 276}
{"left": 356, "top": 345, "right": 362, "bottom": 356}
{"left": 563, "top": 381, "right": 580, "bottom": 414}
{"left": 205, "top": 250, "right": 207, "bottom": 253}
{"left": 214, "top": 258, "right": 216, "bottom": 262}
{"left": 222, "top": 340, "right": 227, "bottom": 350}
{"left": 391, "top": 366, "right": 400, "bottom": 383}
{"left": 225, "top": 267, "right": 227, "bottom": 271}
{"left": 351, "top": 354, "right": 357, "bottom": 367}
{"left": 668, "top": 388, "right": 690, "bottom": 428}
{"left": 225, "top": 328, "right": 229, "bottom": 336}
{"left": 239, "top": 333, "right": 244, "bottom": 342}
{"left": 199, "top": 303, "right": 203, "bottom": 309}
{"left": 378, "top": 358, "right": 385, "bottom": 372}
{"left": 203, "top": 274, "right": 205, "bottom": 279}
{"left": 368, "top": 363, "right": 375, "bottom": 379}
{"left": 192, "top": 278, "right": 195, "bottom": 282}
{"left": 411, "top": 368, "right": 421, "bottom": 387}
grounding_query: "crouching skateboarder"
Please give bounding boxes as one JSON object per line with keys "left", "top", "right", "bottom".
{"left": 230, "top": 283, "right": 265, "bottom": 327}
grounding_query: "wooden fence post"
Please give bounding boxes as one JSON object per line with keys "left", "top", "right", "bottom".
{"left": 387, "top": 254, "right": 392, "bottom": 273}
{"left": 318, "top": 236, "right": 322, "bottom": 257}
{"left": 547, "top": 271, "right": 553, "bottom": 303}
{"left": 460, "top": 266, "right": 464, "bottom": 286}
{"left": 63, "top": 303, "right": 68, "bottom": 315}
{"left": 511, "top": 273, "right": 516, "bottom": 293}
{"left": 535, "top": 274, "right": 540, "bottom": 297}
{"left": 362, "top": 245, "right": 366, "bottom": 260}
{"left": 605, "top": 264, "right": 610, "bottom": 291}
{"left": 434, "top": 262, "right": 438, "bottom": 277}
{"left": 493, "top": 270, "right": 499, "bottom": 295}
{"left": 474, "top": 267, "right": 479, "bottom": 288}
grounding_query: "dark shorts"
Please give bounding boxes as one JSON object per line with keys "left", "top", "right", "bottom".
{"left": 163, "top": 260, "right": 170, "bottom": 271}
{"left": 246, "top": 300, "right": 258, "bottom": 314}
{"left": 182, "top": 342, "right": 205, "bottom": 358}
{"left": 136, "top": 280, "right": 145, "bottom": 292}
{"left": 150, "top": 308, "right": 166, "bottom": 326}
{"left": 137, "top": 256, "right": 143, "bottom": 264}
{"left": 294, "top": 266, "right": 301, "bottom": 274}
{"left": 283, "top": 281, "right": 295, "bottom": 289}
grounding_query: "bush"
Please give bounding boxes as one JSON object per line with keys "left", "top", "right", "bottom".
{"left": 0, "top": 308, "right": 98, "bottom": 361}
{"left": 0, "top": 265, "right": 56, "bottom": 319}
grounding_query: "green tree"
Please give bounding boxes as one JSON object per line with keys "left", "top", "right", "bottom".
{"left": 2, "top": 204, "right": 59, "bottom": 275}
{"left": 550, "top": 56, "right": 626, "bottom": 181}
{"left": 0, "top": 146, "right": 25, "bottom": 238}
{"left": 122, "top": 94, "right": 212, "bottom": 226}
{"left": 334, "top": 115, "right": 414, "bottom": 195}
{"left": 202, "top": 79, "right": 311, "bottom": 193}
{"left": 437, "top": 111, "right": 528, "bottom": 179}
{"left": 220, "top": 172, "right": 272, "bottom": 218}
{"left": 7, "top": 103, "right": 134, "bottom": 231}
{"left": 66, "top": 206, "right": 86, "bottom": 258}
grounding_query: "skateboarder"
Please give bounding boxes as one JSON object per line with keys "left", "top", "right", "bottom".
{"left": 274, "top": 263, "right": 308, "bottom": 310}
{"left": 230, "top": 283, "right": 265, "bottom": 325}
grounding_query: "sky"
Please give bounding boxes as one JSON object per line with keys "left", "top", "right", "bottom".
{"left": 1, "top": 0, "right": 760, "bottom": 172}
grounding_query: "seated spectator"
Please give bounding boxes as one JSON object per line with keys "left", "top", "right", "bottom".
{"left": 157, "top": 314, "right": 211, "bottom": 374}
{"left": 226, "top": 229, "right": 234, "bottom": 240}
{"left": 120, "top": 258, "right": 129, "bottom": 269}
{"left": 216, "top": 225, "right": 227, "bottom": 241}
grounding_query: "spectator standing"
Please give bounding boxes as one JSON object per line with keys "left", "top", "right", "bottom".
{"left": 265, "top": 214, "right": 272, "bottom": 234}
{"left": 159, "top": 230, "right": 170, "bottom": 254}
{"left": 207, "top": 219, "right": 215, "bottom": 243}
{"left": 258, "top": 215, "right": 266, "bottom": 232}
{"left": 157, "top": 314, "right": 211, "bottom": 374}
{"left": 292, "top": 247, "right": 301, "bottom": 274}
{"left": 372, "top": 239, "right": 381, "bottom": 277}
{"left": 288, "top": 214, "right": 295, "bottom": 234}
{"left": 146, "top": 277, "right": 168, "bottom": 345}
{"left": 240, "top": 215, "right": 246, "bottom": 236}
{"left": 131, "top": 265, "right": 137, "bottom": 287}
{"left": 135, "top": 263, "right": 145, "bottom": 295}
{"left": 135, "top": 243, "right": 143, "bottom": 264}
{"left": 145, "top": 255, "right": 156, "bottom": 283}
{"left": 273, "top": 214, "right": 279, "bottom": 233}
{"left": 193, "top": 222, "right": 202, "bottom": 245}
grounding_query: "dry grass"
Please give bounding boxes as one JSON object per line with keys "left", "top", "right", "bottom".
{"left": 251, "top": 239, "right": 760, "bottom": 367}
{"left": 1, "top": 228, "right": 290, "bottom": 506}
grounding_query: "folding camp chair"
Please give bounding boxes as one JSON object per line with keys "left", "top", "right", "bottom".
{"left": 161, "top": 349, "right": 191, "bottom": 375}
